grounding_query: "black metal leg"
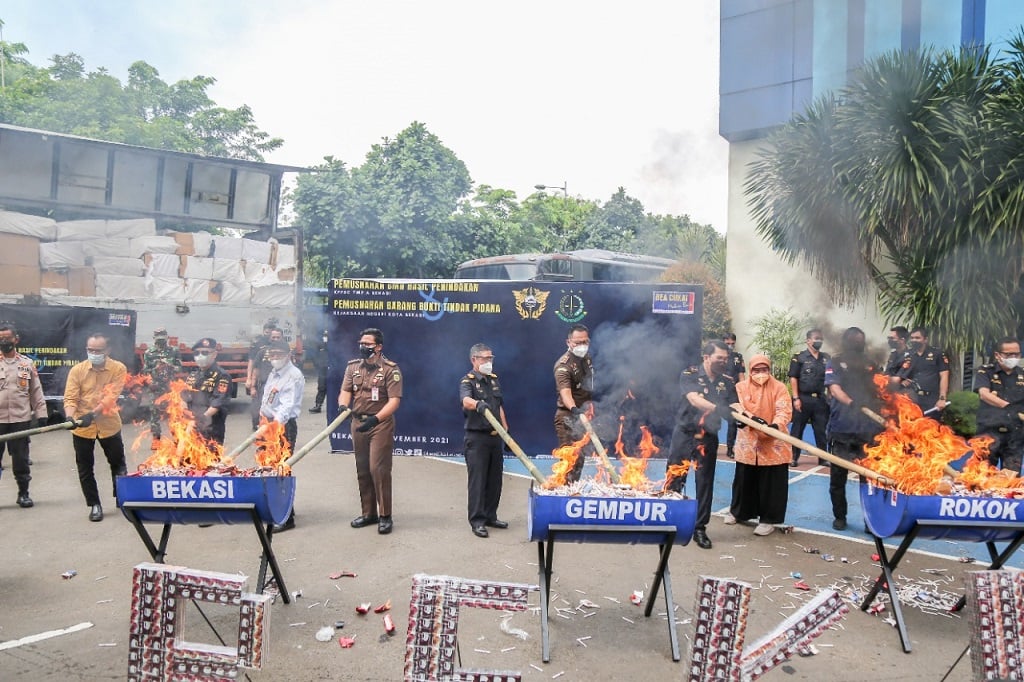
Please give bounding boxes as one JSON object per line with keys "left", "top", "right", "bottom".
{"left": 122, "top": 507, "right": 163, "bottom": 561}
{"left": 644, "top": 540, "right": 680, "bottom": 661}
{"left": 251, "top": 510, "right": 290, "bottom": 605}
{"left": 862, "top": 530, "right": 917, "bottom": 653}
{"left": 155, "top": 524, "right": 172, "bottom": 563}
{"left": 538, "top": 540, "right": 551, "bottom": 663}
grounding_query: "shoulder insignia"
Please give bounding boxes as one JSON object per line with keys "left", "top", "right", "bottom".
{"left": 682, "top": 366, "right": 699, "bottom": 375}
{"left": 392, "top": 372, "right": 402, "bottom": 382}
{"left": 347, "top": 358, "right": 361, "bottom": 365}
{"left": 383, "top": 359, "right": 397, "bottom": 367}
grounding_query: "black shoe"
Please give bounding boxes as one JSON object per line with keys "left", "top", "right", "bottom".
{"left": 89, "top": 504, "right": 104, "bottom": 522}
{"left": 832, "top": 518, "right": 847, "bottom": 531}
{"left": 485, "top": 519, "right": 508, "bottom": 529}
{"left": 377, "top": 515, "right": 393, "bottom": 535}
{"left": 308, "top": 405, "right": 322, "bottom": 414}
{"left": 472, "top": 525, "right": 489, "bottom": 538}
{"left": 726, "top": 450, "right": 735, "bottom": 459}
{"left": 17, "top": 493, "right": 33, "bottom": 508}
{"left": 693, "top": 528, "right": 712, "bottom": 549}
{"left": 272, "top": 513, "right": 296, "bottom": 533}
{"left": 791, "top": 459, "right": 800, "bottom": 467}
{"left": 27, "top": 458, "right": 33, "bottom": 466}
{"left": 350, "top": 514, "right": 379, "bottom": 529}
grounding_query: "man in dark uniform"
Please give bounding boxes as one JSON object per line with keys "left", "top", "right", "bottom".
{"left": 666, "top": 340, "right": 739, "bottom": 550}
{"left": 339, "top": 327, "right": 403, "bottom": 535}
{"left": 309, "top": 330, "right": 329, "bottom": 414}
{"left": 824, "top": 327, "right": 884, "bottom": 531}
{"left": 975, "top": 337, "right": 1024, "bottom": 472}
{"left": 459, "top": 343, "right": 509, "bottom": 538}
{"left": 142, "top": 327, "right": 182, "bottom": 448}
{"left": 246, "top": 321, "right": 276, "bottom": 429}
{"left": 895, "top": 326, "right": 949, "bottom": 417}
{"left": 183, "top": 337, "right": 232, "bottom": 445}
{"left": 553, "top": 323, "right": 594, "bottom": 483}
{"left": 723, "top": 333, "right": 746, "bottom": 458}
{"left": 788, "top": 328, "right": 830, "bottom": 466}
{"left": 884, "top": 326, "right": 909, "bottom": 375}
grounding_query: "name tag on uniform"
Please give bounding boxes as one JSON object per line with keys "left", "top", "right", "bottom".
{"left": 371, "top": 387, "right": 379, "bottom": 401}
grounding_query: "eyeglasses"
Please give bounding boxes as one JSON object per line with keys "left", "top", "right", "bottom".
{"left": 999, "top": 352, "right": 1021, "bottom": 358}
{"left": 474, "top": 355, "right": 495, "bottom": 361}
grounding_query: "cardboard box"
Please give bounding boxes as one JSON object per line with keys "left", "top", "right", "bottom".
{"left": 0, "top": 232, "right": 40, "bottom": 268}
{"left": 171, "top": 232, "right": 195, "bottom": 256}
{"left": 208, "top": 280, "right": 222, "bottom": 303}
{"left": 41, "top": 270, "right": 70, "bottom": 290}
{"left": 68, "top": 267, "right": 96, "bottom": 296}
{"left": 0, "top": 265, "right": 41, "bottom": 295}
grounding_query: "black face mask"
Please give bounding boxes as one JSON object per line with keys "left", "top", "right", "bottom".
{"left": 887, "top": 339, "right": 899, "bottom": 349}
{"left": 0, "top": 341, "right": 14, "bottom": 353}
{"left": 359, "top": 346, "right": 375, "bottom": 360}
{"left": 909, "top": 341, "right": 924, "bottom": 351}
{"left": 811, "top": 340, "right": 823, "bottom": 351}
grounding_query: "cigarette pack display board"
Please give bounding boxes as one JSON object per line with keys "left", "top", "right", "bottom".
{"left": 127, "top": 562, "right": 271, "bottom": 682}
{"left": 325, "top": 280, "right": 703, "bottom": 456}
{"left": 964, "top": 570, "right": 1024, "bottom": 679}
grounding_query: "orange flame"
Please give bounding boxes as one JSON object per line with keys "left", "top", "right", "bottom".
{"left": 254, "top": 417, "right": 293, "bottom": 474}
{"left": 663, "top": 462, "right": 695, "bottom": 491}
{"left": 136, "top": 379, "right": 228, "bottom": 472}
{"left": 94, "top": 381, "right": 123, "bottom": 416}
{"left": 545, "top": 433, "right": 589, "bottom": 489}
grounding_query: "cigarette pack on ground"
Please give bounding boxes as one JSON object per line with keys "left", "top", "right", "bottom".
{"left": 687, "top": 576, "right": 751, "bottom": 682}
{"left": 965, "top": 570, "right": 1024, "bottom": 678}
{"left": 740, "top": 590, "right": 848, "bottom": 679}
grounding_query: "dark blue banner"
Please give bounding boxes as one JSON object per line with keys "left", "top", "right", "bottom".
{"left": 324, "top": 280, "right": 703, "bottom": 457}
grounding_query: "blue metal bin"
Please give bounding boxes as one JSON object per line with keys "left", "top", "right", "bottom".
{"left": 116, "top": 475, "right": 296, "bottom": 526}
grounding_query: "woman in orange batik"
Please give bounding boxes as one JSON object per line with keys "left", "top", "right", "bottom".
{"left": 723, "top": 354, "right": 792, "bottom": 536}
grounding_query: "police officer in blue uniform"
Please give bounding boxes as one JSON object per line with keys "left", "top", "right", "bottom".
{"left": 975, "top": 336, "right": 1024, "bottom": 473}
{"left": 788, "top": 329, "right": 830, "bottom": 466}
{"left": 666, "top": 340, "right": 739, "bottom": 550}
{"left": 894, "top": 326, "right": 949, "bottom": 417}
{"left": 459, "top": 343, "right": 509, "bottom": 538}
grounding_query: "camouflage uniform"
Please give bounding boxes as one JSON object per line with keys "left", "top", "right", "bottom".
{"left": 142, "top": 334, "right": 181, "bottom": 440}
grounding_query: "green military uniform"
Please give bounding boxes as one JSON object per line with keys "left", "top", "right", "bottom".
{"left": 142, "top": 331, "right": 181, "bottom": 441}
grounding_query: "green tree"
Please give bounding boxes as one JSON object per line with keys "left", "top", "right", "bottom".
{"left": 745, "top": 38, "right": 1024, "bottom": 351}
{"left": 749, "top": 308, "right": 810, "bottom": 383}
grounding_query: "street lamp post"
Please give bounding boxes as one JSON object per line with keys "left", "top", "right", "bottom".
{"left": 534, "top": 182, "right": 567, "bottom": 197}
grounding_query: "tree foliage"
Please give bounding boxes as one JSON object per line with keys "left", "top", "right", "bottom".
{"left": 0, "top": 31, "right": 281, "bottom": 161}
{"left": 660, "top": 260, "right": 732, "bottom": 340}
{"left": 746, "top": 35, "right": 1024, "bottom": 351}
{"left": 748, "top": 308, "right": 810, "bottom": 383}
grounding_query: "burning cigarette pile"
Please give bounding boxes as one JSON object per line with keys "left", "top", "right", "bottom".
{"left": 127, "top": 379, "right": 291, "bottom": 478}
{"left": 856, "top": 377, "right": 1024, "bottom": 497}
{"left": 545, "top": 424, "right": 692, "bottom": 495}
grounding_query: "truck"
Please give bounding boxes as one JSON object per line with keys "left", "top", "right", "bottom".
{"left": 0, "top": 124, "right": 305, "bottom": 404}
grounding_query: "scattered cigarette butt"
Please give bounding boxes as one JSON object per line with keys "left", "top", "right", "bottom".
{"left": 622, "top": 616, "right": 634, "bottom": 624}
{"left": 329, "top": 570, "right": 357, "bottom": 579}
{"left": 288, "top": 622, "right": 307, "bottom": 627}
{"left": 97, "top": 642, "right": 117, "bottom": 647}
{"left": 94, "top": 576, "right": 108, "bottom": 581}
{"left": 474, "top": 648, "right": 491, "bottom": 654}
{"left": 501, "top": 646, "right": 516, "bottom": 652}
{"left": 95, "top": 599, "right": 113, "bottom": 604}
{"left": 374, "top": 599, "right": 392, "bottom": 613}
{"left": 530, "top": 664, "right": 544, "bottom": 672}
{"left": 553, "top": 673, "right": 565, "bottom": 679}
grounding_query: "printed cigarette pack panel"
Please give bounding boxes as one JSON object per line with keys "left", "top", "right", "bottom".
{"left": 181, "top": 256, "right": 215, "bottom": 281}
{"left": 0, "top": 232, "right": 40, "bottom": 267}
{"left": 210, "top": 236, "right": 243, "bottom": 260}
{"left": 68, "top": 267, "right": 96, "bottom": 296}
{"left": 88, "top": 256, "right": 145, "bottom": 277}
{"left": 129, "top": 235, "right": 179, "bottom": 259}
{"left": 96, "top": 274, "right": 148, "bottom": 298}
{"left": 251, "top": 282, "right": 295, "bottom": 307}
{"left": 0, "top": 265, "right": 41, "bottom": 295}
{"left": 143, "top": 253, "right": 182, "bottom": 279}
{"left": 0, "top": 210, "right": 58, "bottom": 240}
{"left": 80, "top": 237, "right": 130, "bottom": 259}
{"left": 240, "top": 238, "right": 273, "bottom": 264}
{"left": 965, "top": 570, "right": 1024, "bottom": 678}
{"left": 56, "top": 219, "right": 107, "bottom": 241}
{"left": 688, "top": 576, "right": 750, "bottom": 682}
{"left": 105, "top": 218, "right": 156, "bottom": 239}
{"left": 39, "top": 241, "right": 86, "bottom": 269}
{"left": 41, "top": 270, "right": 69, "bottom": 290}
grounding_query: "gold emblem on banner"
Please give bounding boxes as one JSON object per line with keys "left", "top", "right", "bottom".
{"left": 512, "top": 287, "right": 549, "bottom": 320}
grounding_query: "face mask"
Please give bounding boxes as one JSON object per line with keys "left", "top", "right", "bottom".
{"left": 909, "top": 341, "right": 923, "bottom": 351}
{"left": 1000, "top": 357, "right": 1021, "bottom": 370}
{"left": 195, "top": 354, "right": 213, "bottom": 369}
{"left": 811, "top": 340, "right": 823, "bottom": 350}
{"left": 155, "top": 338, "right": 167, "bottom": 347}
{"left": 88, "top": 353, "right": 106, "bottom": 366}
{"left": 887, "top": 339, "right": 899, "bottom": 349}
{"left": 271, "top": 357, "right": 289, "bottom": 371}
{"left": 725, "top": 343, "right": 735, "bottom": 351}
{"left": 479, "top": 362, "right": 493, "bottom": 375}
{"left": 0, "top": 341, "right": 14, "bottom": 353}
{"left": 571, "top": 345, "right": 589, "bottom": 358}
{"left": 750, "top": 372, "right": 770, "bottom": 385}
{"left": 359, "top": 345, "right": 376, "bottom": 359}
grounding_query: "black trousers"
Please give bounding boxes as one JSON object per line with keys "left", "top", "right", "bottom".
{"left": 314, "top": 370, "right": 327, "bottom": 407}
{"left": 0, "top": 421, "right": 31, "bottom": 494}
{"left": 73, "top": 433, "right": 127, "bottom": 507}
{"left": 730, "top": 462, "right": 789, "bottom": 524}
{"left": 979, "top": 427, "right": 1024, "bottom": 474}
{"left": 667, "top": 427, "right": 718, "bottom": 530}
{"left": 464, "top": 431, "right": 503, "bottom": 527}
{"left": 791, "top": 394, "right": 829, "bottom": 458}
{"left": 828, "top": 436, "right": 865, "bottom": 522}
{"left": 726, "top": 420, "right": 737, "bottom": 453}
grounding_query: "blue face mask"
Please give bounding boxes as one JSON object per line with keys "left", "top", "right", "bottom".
{"left": 87, "top": 352, "right": 106, "bottom": 366}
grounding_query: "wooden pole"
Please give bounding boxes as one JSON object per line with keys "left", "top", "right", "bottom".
{"left": 578, "top": 413, "right": 622, "bottom": 484}
{"left": 284, "top": 408, "right": 352, "bottom": 467}
{"left": 732, "top": 412, "right": 894, "bottom": 487}
{"left": 0, "top": 420, "right": 77, "bottom": 443}
{"left": 223, "top": 424, "right": 269, "bottom": 461}
{"left": 480, "top": 408, "right": 547, "bottom": 485}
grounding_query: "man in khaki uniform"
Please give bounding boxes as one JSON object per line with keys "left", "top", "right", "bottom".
{"left": 0, "top": 323, "right": 47, "bottom": 508}
{"left": 338, "top": 327, "right": 402, "bottom": 535}
{"left": 553, "top": 323, "right": 593, "bottom": 483}
{"left": 63, "top": 332, "right": 127, "bottom": 522}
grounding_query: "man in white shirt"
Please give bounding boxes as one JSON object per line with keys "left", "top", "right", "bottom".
{"left": 260, "top": 340, "right": 305, "bottom": 531}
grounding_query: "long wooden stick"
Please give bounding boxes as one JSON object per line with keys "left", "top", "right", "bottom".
{"left": 284, "top": 408, "right": 352, "bottom": 467}
{"left": 480, "top": 408, "right": 547, "bottom": 485}
{"left": 223, "top": 424, "right": 269, "bottom": 461}
{"left": 732, "top": 412, "right": 894, "bottom": 486}
{"left": 0, "top": 420, "right": 77, "bottom": 443}
{"left": 578, "top": 413, "right": 622, "bottom": 484}
{"left": 860, "top": 406, "right": 961, "bottom": 479}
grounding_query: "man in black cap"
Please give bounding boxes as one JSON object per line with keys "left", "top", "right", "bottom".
{"left": 142, "top": 327, "right": 181, "bottom": 449}
{"left": 183, "top": 338, "right": 232, "bottom": 445}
